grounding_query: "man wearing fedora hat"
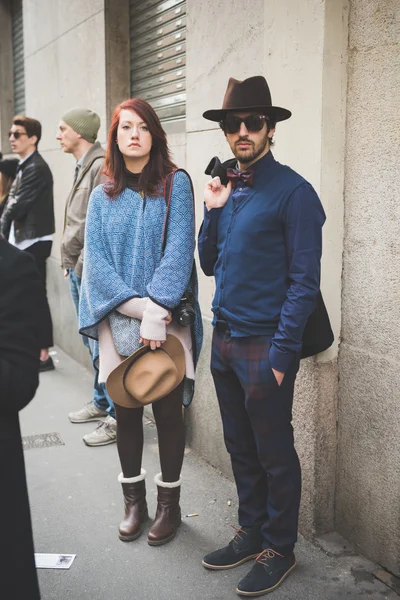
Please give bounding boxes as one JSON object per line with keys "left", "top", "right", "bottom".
{"left": 198, "top": 76, "right": 326, "bottom": 596}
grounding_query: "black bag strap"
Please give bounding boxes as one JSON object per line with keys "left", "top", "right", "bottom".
{"left": 161, "top": 168, "right": 195, "bottom": 256}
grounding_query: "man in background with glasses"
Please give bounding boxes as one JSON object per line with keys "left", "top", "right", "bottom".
{"left": 198, "top": 76, "right": 326, "bottom": 597}
{"left": 1, "top": 116, "right": 55, "bottom": 372}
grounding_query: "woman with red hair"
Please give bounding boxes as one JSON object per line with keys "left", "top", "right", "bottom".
{"left": 79, "top": 99, "right": 202, "bottom": 546}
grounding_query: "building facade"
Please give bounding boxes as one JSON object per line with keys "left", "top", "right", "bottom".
{"left": 0, "top": 0, "right": 399, "bottom": 576}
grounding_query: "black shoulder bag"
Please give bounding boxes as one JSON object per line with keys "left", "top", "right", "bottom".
{"left": 162, "top": 169, "right": 196, "bottom": 329}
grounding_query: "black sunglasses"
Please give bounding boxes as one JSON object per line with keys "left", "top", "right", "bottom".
{"left": 221, "top": 115, "right": 268, "bottom": 134}
{"left": 8, "top": 130, "right": 27, "bottom": 140}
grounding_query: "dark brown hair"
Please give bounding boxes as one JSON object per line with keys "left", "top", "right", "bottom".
{"left": 265, "top": 116, "right": 276, "bottom": 146}
{"left": 0, "top": 174, "right": 14, "bottom": 203}
{"left": 104, "top": 98, "right": 176, "bottom": 198}
{"left": 13, "top": 115, "right": 42, "bottom": 147}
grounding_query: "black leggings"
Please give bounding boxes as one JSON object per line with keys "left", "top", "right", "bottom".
{"left": 115, "top": 381, "right": 185, "bottom": 483}
{"left": 25, "top": 241, "right": 53, "bottom": 348}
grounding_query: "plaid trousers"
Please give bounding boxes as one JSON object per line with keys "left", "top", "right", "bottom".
{"left": 211, "top": 325, "right": 301, "bottom": 552}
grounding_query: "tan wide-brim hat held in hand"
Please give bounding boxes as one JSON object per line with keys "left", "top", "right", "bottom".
{"left": 106, "top": 334, "right": 185, "bottom": 409}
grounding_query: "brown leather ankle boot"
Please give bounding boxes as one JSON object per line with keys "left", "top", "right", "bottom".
{"left": 147, "top": 473, "right": 182, "bottom": 546}
{"left": 118, "top": 469, "right": 148, "bottom": 542}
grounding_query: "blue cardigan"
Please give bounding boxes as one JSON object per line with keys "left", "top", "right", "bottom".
{"left": 79, "top": 170, "right": 203, "bottom": 370}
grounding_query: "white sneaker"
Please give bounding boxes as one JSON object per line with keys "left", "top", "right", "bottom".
{"left": 68, "top": 403, "right": 108, "bottom": 423}
{"left": 83, "top": 416, "right": 117, "bottom": 446}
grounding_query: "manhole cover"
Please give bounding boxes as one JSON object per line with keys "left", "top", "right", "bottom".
{"left": 22, "top": 432, "right": 65, "bottom": 450}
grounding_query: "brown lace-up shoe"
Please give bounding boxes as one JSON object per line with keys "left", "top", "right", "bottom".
{"left": 236, "top": 548, "right": 296, "bottom": 596}
{"left": 202, "top": 525, "right": 263, "bottom": 570}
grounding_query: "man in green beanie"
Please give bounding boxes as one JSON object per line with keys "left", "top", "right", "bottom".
{"left": 57, "top": 108, "right": 117, "bottom": 447}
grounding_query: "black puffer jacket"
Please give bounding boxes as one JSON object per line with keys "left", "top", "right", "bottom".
{"left": 1, "top": 151, "right": 55, "bottom": 243}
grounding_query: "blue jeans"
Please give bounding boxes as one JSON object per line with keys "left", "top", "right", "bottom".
{"left": 68, "top": 269, "right": 115, "bottom": 418}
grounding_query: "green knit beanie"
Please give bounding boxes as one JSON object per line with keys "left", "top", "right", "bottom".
{"left": 61, "top": 108, "right": 100, "bottom": 143}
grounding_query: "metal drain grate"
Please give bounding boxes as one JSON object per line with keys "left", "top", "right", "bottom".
{"left": 22, "top": 432, "right": 65, "bottom": 450}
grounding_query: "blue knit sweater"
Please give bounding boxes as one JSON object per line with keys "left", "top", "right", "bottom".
{"left": 79, "top": 170, "right": 203, "bottom": 368}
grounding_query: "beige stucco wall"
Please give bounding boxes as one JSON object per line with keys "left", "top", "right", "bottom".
{"left": 336, "top": 0, "right": 400, "bottom": 576}
{"left": 185, "top": 0, "right": 348, "bottom": 538}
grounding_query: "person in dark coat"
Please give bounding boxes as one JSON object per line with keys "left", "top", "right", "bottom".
{"left": 1, "top": 115, "right": 55, "bottom": 372}
{"left": 0, "top": 235, "right": 43, "bottom": 600}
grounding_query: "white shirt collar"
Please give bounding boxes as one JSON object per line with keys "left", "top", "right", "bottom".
{"left": 19, "top": 151, "right": 35, "bottom": 166}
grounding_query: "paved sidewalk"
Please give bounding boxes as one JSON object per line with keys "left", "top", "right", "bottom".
{"left": 21, "top": 347, "right": 398, "bottom": 600}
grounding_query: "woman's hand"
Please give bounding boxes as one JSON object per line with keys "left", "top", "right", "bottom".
{"left": 272, "top": 368, "right": 285, "bottom": 386}
{"left": 204, "top": 177, "right": 232, "bottom": 211}
{"left": 139, "top": 311, "right": 172, "bottom": 350}
{"left": 140, "top": 338, "right": 163, "bottom": 351}
{"left": 140, "top": 300, "right": 170, "bottom": 349}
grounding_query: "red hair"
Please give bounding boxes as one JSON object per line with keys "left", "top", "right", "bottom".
{"left": 104, "top": 98, "right": 176, "bottom": 198}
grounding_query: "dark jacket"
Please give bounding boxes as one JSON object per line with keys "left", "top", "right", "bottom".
{"left": 1, "top": 151, "right": 55, "bottom": 244}
{"left": 0, "top": 237, "right": 42, "bottom": 599}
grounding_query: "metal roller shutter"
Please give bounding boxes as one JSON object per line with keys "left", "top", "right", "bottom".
{"left": 12, "top": 0, "right": 25, "bottom": 115}
{"left": 130, "top": 0, "right": 186, "bottom": 122}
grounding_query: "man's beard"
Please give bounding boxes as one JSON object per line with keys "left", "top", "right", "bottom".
{"left": 230, "top": 131, "right": 269, "bottom": 166}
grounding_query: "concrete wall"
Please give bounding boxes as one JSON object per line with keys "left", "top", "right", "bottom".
{"left": 185, "top": 0, "right": 348, "bottom": 539}
{"left": 336, "top": 0, "right": 400, "bottom": 576}
{"left": 0, "top": 0, "right": 13, "bottom": 153}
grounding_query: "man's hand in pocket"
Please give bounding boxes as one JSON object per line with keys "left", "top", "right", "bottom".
{"left": 272, "top": 368, "right": 285, "bottom": 386}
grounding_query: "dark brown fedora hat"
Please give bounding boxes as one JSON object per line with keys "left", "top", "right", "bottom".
{"left": 203, "top": 76, "right": 291, "bottom": 123}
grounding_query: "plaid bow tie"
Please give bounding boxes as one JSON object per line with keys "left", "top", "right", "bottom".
{"left": 226, "top": 168, "right": 254, "bottom": 187}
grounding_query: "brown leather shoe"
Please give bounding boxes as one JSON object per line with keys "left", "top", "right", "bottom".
{"left": 147, "top": 473, "right": 182, "bottom": 546}
{"left": 118, "top": 469, "right": 149, "bottom": 542}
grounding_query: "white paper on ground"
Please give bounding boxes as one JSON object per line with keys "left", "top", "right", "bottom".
{"left": 35, "top": 553, "right": 76, "bottom": 569}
